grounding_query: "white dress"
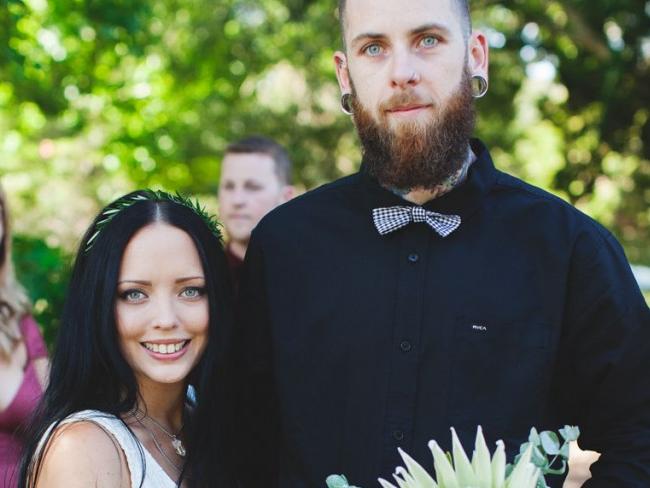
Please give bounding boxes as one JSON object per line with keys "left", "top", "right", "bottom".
{"left": 35, "top": 409, "right": 177, "bottom": 488}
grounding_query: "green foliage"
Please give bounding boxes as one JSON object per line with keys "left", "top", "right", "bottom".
{"left": 12, "top": 234, "right": 71, "bottom": 347}
{"left": 328, "top": 426, "right": 577, "bottom": 488}
{"left": 471, "top": 0, "right": 650, "bottom": 264}
{"left": 326, "top": 475, "right": 360, "bottom": 488}
{"left": 1, "top": 0, "right": 648, "bottom": 336}
{"left": 512, "top": 426, "right": 579, "bottom": 488}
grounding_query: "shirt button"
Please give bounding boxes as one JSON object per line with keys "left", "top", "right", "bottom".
{"left": 400, "top": 341, "right": 412, "bottom": 352}
{"left": 393, "top": 430, "right": 404, "bottom": 441}
{"left": 408, "top": 253, "right": 419, "bottom": 263}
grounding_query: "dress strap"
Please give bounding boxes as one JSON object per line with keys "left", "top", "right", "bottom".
{"left": 34, "top": 410, "right": 175, "bottom": 488}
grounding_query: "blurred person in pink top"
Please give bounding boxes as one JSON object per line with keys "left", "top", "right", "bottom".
{"left": 0, "top": 182, "right": 49, "bottom": 488}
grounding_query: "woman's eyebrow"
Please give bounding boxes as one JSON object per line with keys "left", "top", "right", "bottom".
{"left": 117, "top": 279, "right": 150, "bottom": 285}
{"left": 117, "top": 276, "right": 204, "bottom": 285}
{"left": 175, "top": 276, "right": 205, "bottom": 283}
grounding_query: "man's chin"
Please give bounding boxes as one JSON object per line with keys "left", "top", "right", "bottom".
{"left": 382, "top": 113, "right": 436, "bottom": 135}
{"left": 225, "top": 227, "right": 254, "bottom": 243}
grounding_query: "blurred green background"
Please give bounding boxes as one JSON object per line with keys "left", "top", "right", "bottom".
{"left": 1, "top": 0, "right": 649, "bottom": 342}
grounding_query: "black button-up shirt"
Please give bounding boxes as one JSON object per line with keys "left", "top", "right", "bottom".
{"left": 233, "top": 139, "right": 650, "bottom": 488}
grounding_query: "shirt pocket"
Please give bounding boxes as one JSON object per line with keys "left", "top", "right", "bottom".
{"left": 446, "top": 316, "right": 552, "bottom": 434}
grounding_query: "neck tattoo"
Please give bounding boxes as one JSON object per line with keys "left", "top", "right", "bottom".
{"left": 386, "top": 147, "right": 475, "bottom": 201}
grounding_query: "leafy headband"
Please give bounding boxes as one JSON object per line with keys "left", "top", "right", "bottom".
{"left": 84, "top": 189, "right": 222, "bottom": 253}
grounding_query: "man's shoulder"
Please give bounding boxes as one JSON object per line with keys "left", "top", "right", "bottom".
{"left": 256, "top": 172, "right": 361, "bottom": 230}
{"left": 488, "top": 170, "right": 634, "bottom": 283}
{"left": 491, "top": 169, "right": 613, "bottom": 241}
{"left": 282, "top": 171, "right": 361, "bottom": 209}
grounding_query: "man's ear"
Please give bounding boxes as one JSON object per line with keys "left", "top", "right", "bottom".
{"left": 334, "top": 51, "right": 352, "bottom": 95}
{"left": 467, "top": 31, "right": 489, "bottom": 81}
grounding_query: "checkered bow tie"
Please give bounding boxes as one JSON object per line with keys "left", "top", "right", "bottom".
{"left": 372, "top": 206, "right": 461, "bottom": 237}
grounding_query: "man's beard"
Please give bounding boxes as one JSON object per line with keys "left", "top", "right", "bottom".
{"left": 351, "top": 69, "right": 475, "bottom": 192}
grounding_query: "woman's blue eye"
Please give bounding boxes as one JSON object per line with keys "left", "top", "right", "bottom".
{"left": 365, "top": 44, "right": 382, "bottom": 56}
{"left": 122, "top": 290, "right": 145, "bottom": 301}
{"left": 421, "top": 36, "right": 438, "bottom": 47}
{"left": 181, "top": 287, "right": 205, "bottom": 299}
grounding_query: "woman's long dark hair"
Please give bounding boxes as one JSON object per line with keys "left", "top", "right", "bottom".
{"left": 18, "top": 191, "right": 235, "bottom": 487}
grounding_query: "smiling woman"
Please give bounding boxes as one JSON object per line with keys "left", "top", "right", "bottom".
{"left": 17, "top": 191, "right": 236, "bottom": 488}
{"left": 115, "top": 224, "right": 210, "bottom": 392}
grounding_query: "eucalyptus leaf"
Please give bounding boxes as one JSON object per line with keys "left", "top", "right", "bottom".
{"left": 530, "top": 445, "right": 547, "bottom": 467}
{"left": 326, "top": 474, "right": 353, "bottom": 488}
{"left": 559, "top": 426, "right": 580, "bottom": 443}
{"left": 539, "top": 432, "right": 560, "bottom": 455}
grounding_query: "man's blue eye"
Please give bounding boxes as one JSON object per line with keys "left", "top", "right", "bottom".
{"left": 421, "top": 36, "right": 438, "bottom": 47}
{"left": 366, "top": 44, "right": 382, "bottom": 56}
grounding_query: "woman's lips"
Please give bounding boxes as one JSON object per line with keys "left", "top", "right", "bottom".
{"left": 140, "top": 339, "right": 190, "bottom": 360}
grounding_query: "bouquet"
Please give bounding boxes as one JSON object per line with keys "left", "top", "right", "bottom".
{"left": 326, "top": 425, "right": 579, "bottom": 488}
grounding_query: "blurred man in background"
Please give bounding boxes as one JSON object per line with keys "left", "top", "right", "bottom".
{"left": 217, "top": 136, "right": 294, "bottom": 289}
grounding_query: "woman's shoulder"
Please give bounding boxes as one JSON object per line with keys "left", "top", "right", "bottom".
{"left": 35, "top": 411, "right": 130, "bottom": 487}
{"left": 46, "top": 417, "right": 123, "bottom": 457}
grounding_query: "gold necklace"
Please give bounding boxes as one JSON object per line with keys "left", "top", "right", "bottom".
{"left": 136, "top": 410, "right": 186, "bottom": 457}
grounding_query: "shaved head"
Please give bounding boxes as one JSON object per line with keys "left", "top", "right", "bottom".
{"left": 337, "top": 0, "right": 472, "bottom": 46}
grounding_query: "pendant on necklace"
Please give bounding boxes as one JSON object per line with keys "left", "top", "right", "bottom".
{"left": 171, "top": 437, "right": 186, "bottom": 457}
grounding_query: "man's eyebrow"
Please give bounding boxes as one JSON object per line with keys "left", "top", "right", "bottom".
{"left": 350, "top": 23, "right": 453, "bottom": 48}
{"left": 409, "top": 23, "right": 452, "bottom": 37}
{"left": 350, "top": 32, "right": 387, "bottom": 48}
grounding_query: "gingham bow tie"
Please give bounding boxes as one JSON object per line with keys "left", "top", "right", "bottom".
{"left": 372, "top": 206, "right": 461, "bottom": 237}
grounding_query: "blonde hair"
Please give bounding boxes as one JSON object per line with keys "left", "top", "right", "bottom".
{"left": 0, "top": 182, "right": 30, "bottom": 358}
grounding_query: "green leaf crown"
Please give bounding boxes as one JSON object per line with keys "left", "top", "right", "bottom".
{"left": 85, "top": 189, "right": 223, "bottom": 253}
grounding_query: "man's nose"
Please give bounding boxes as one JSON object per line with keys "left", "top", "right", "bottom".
{"left": 231, "top": 188, "right": 248, "bottom": 206}
{"left": 389, "top": 47, "right": 420, "bottom": 89}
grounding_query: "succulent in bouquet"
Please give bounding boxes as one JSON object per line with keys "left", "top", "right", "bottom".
{"left": 326, "top": 425, "right": 579, "bottom": 488}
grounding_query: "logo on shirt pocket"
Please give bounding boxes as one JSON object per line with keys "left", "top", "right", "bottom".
{"left": 445, "top": 316, "right": 553, "bottom": 433}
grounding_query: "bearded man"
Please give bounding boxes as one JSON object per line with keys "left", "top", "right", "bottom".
{"left": 232, "top": 0, "right": 650, "bottom": 486}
